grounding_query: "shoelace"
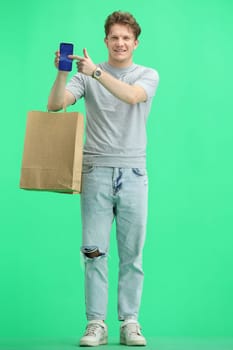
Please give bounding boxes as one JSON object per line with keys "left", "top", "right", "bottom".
{"left": 85, "top": 323, "right": 103, "bottom": 337}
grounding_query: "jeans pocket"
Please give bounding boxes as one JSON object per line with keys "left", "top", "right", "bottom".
{"left": 132, "top": 168, "right": 147, "bottom": 177}
{"left": 82, "top": 165, "right": 95, "bottom": 174}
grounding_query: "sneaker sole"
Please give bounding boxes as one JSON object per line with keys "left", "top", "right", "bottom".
{"left": 80, "top": 338, "right": 108, "bottom": 347}
{"left": 120, "top": 337, "right": 146, "bottom": 346}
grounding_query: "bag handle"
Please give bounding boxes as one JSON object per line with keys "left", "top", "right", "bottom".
{"left": 62, "top": 98, "right": 67, "bottom": 112}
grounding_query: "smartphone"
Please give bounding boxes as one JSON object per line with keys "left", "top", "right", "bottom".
{"left": 58, "top": 42, "right": 74, "bottom": 71}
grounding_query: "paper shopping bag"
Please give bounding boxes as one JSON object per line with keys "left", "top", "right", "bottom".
{"left": 20, "top": 110, "right": 84, "bottom": 193}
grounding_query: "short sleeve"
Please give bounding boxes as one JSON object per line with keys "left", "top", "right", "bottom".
{"left": 66, "top": 73, "right": 86, "bottom": 102}
{"left": 134, "top": 68, "right": 159, "bottom": 99}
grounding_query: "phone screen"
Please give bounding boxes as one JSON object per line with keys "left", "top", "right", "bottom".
{"left": 59, "top": 43, "right": 74, "bottom": 71}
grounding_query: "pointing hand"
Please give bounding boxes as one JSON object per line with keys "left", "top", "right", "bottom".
{"left": 68, "top": 48, "right": 96, "bottom": 76}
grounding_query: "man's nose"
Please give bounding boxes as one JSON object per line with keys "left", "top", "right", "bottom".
{"left": 116, "top": 38, "right": 124, "bottom": 45}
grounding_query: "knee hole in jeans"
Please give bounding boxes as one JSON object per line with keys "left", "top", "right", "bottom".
{"left": 81, "top": 246, "right": 105, "bottom": 259}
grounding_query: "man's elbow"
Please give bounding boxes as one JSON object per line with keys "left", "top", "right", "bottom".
{"left": 126, "top": 95, "right": 136, "bottom": 105}
{"left": 47, "top": 102, "right": 62, "bottom": 112}
{"left": 127, "top": 87, "right": 147, "bottom": 105}
{"left": 127, "top": 95, "right": 147, "bottom": 105}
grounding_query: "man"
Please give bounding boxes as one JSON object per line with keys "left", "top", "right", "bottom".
{"left": 48, "top": 11, "right": 159, "bottom": 347}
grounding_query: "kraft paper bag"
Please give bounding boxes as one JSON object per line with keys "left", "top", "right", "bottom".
{"left": 20, "top": 110, "right": 84, "bottom": 194}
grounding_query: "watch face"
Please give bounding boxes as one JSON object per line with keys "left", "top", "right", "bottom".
{"left": 95, "top": 69, "right": 101, "bottom": 77}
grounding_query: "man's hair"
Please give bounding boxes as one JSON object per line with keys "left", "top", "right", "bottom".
{"left": 104, "top": 11, "right": 141, "bottom": 39}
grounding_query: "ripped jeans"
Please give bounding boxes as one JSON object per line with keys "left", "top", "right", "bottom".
{"left": 80, "top": 166, "right": 148, "bottom": 321}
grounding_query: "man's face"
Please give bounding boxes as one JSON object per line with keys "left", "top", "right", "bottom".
{"left": 104, "top": 24, "right": 138, "bottom": 67}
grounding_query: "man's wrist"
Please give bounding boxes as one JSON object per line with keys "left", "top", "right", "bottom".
{"left": 92, "top": 67, "right": 102, "bottom": 80}
{"left": 57, "top": 70, "right": 69, "bottom": 79}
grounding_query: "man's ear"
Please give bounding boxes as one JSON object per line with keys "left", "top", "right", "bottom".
{"left": 104, "top": 37, "right": 108, "bottom": 47}
{"left": 134, "top": 39, "right": 139, "bottom": 50}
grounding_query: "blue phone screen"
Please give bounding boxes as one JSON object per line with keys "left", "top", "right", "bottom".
{"left": 59, "top": 43, "right": 74, "bottom": 71}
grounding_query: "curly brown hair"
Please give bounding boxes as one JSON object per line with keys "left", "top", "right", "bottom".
{"left": 104, "top": 11, "right": 141, "bottom": 39}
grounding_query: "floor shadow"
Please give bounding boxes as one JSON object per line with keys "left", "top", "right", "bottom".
{"left": 1, "top": 337, "right": 233, "bottom": 350}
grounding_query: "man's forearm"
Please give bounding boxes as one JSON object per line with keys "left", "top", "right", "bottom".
{"left": 47, "top": 71, "right": 68, "bottom": 111}
{"left": 96, "top": 69, "right": 147, "bottom": 105}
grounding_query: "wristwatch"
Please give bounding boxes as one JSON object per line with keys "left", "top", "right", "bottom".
{"left": 92, "top": 67, "right": 102, "bottom": 80}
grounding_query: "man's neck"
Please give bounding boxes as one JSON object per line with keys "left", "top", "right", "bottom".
{"left": 107, "top": 58, "right": 133, "bottom": 69}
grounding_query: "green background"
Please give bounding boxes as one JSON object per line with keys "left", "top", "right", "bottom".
{"left": 1, "top": 0, "right": 233, "bottom": 345}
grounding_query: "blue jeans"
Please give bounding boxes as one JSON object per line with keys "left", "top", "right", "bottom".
{"left": 80, "top": 166, "right": 148, "bottom": 321}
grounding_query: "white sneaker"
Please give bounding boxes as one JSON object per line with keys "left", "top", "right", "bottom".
{"left": 120, "top": 319, "right": 146, "bottom": 346}
{"left": 80, "top": 320, "right": 108, "bottom": 347}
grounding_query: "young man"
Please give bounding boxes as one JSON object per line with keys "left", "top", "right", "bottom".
{"left": 48, "top": 11, "right": 159, "bottom": 347}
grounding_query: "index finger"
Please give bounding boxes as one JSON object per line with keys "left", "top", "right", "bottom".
{"left": 68, "top": 54, "right": 83, "bottom": 61}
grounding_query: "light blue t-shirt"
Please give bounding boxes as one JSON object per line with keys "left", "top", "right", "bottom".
{"left": 66, "top": 62, "right": 159, "bottom": 168}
